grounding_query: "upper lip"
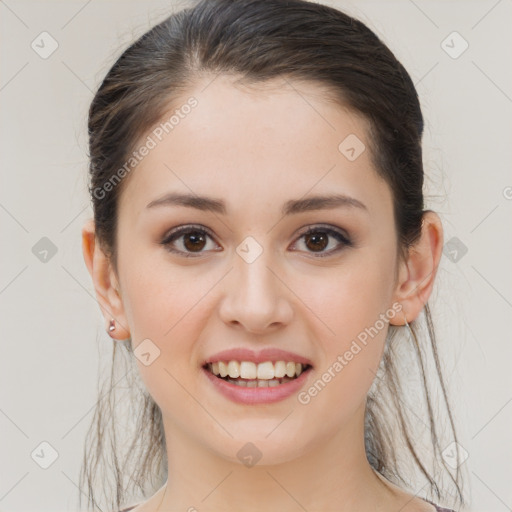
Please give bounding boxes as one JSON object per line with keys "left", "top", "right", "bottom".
{"left": 202, "top": 348, "right": 313, "bottom": 367}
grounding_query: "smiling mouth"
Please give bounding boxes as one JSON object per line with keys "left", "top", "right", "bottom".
{"left": 203, "top": 360, "right": 312, "bottom": 387}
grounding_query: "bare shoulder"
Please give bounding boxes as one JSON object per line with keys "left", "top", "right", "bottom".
{"left": 394, "top": 495, "right": 438, "bottom": 512}
{"left": 120, "top": 483, "right": 166, "bottom": 512}
{"left": 372, "top": 470, "right": 439, "bottom": 512}
{"left": 119, "top": 503, "right": 145, "bottom": 512}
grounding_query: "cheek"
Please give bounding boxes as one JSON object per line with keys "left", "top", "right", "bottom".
{"left": 119, "top": 258, "right": 219, "bottom": 376}
{"left": 299, "top": 285, "right": 390, "bottom": 426}
{"left": 119, "top": 269, "right": 213, "bottom": 415}
{"left": 295, "top": 253, "right": 395, "bottom": 410}
{"left": 121, "top": 250, "right": 213, "bottom": 340}
{"left": 296, "top": 252, "right": 396, "bottom": 345}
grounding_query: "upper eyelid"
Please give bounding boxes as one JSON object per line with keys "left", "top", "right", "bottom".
{"left": 298, "top": 224, "right": 349, "bottom": 237}
{"left": 163, "top": 223, "right": 348, "bottom": 241}
{"left": 163, "top": 224, "right": 216, "bottom": 240}
{"left": 162, "top": 223, "right": 350, "bottom": 252}
{"left": 162, "top": 225, "right": 220, "bottom": 247}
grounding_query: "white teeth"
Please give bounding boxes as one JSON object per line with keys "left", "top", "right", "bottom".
{"left": 240, "top": 361, "right": 257, "bottom": 379}
{"left": 257, "top": 361, "right": 275, "bottom": 380}
{"left": 223, "top": 376, "right": 296, "bottom": 387}
{"left": 227, "top": 361, "right": 240, "bottom": 378}
{"left": 228, "top": 378, "right": 246, "bottom": 386}
{"left": 218, "top": 361, "right": 228, "bottom": 378}
{"left": 274, "top": 361, "right": 286, "bottom": 378}
{"left": 285, "top": 362, "right": 296, "bottom": 377}
{"left": 207, "top": 360, "right": 307, "bottom": 381}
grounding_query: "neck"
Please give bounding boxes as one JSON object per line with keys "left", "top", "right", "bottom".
{"left": 157, "top": 402, "right": 397, "bottom": 512}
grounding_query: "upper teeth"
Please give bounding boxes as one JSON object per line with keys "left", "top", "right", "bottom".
{"left": 208, "top": 360, "right": 305, "bottom": 380}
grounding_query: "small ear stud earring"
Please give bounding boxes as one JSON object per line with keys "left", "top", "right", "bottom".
{"left": 108, "top": 318, "right": 116, "bottom": 332}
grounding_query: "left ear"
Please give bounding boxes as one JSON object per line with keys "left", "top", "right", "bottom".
{"left": 390, "top": 210, "right": 444, "bottom": 325}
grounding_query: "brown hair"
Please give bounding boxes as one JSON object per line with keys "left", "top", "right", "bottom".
{"left": 80, "top": 0, "right": 465, "bottom": 510}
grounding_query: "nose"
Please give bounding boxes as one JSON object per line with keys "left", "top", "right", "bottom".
{"left": 218, "top": 249, "right": 294, "bottom": 334}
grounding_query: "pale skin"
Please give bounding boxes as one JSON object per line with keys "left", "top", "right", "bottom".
{"left": 82, "top": 75, "right": 443, "bottom": 512}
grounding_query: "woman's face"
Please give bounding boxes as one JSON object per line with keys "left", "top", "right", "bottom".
{"left": 112, "top": 75, "right": 405, "bottom": 464}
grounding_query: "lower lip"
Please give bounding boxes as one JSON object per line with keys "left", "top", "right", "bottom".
{"left": 201, "top": 366, "right": 312, "bottom": 405}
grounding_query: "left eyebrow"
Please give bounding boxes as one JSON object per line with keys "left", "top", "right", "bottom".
{"left": 282, "top": 194, "right": 369, "bottom": 216}
{"left": 145, "top": 192, "right": 369, "bottom": 216}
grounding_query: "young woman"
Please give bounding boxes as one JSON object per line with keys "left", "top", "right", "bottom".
{"left": 80, "top": 0, "right": 466, "bottom": 510}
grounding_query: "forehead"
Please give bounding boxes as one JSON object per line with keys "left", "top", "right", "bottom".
{"left": 118, "top": 74, "right": 393, "bottom": 221}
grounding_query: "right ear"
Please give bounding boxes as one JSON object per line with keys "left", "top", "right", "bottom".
{"left": 81, "top": 218, "right": 131, "bottom": 339}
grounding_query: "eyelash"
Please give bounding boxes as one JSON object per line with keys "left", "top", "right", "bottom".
{"left": 160, "top": 223, "right": 353, "bottom": 259}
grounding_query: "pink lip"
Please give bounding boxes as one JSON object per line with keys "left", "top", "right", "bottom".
{"left": 202, "top": 347, "right": 313, "bottom": 366}
{"left": 201, "top": 365, "right": 313, "bottom": 405}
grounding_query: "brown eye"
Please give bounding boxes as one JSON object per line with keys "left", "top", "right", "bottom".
{"left": 292, "top": 225, "right": 352, "bottom": 258}
{"left": 304, "top": 232, "right": 329, "bottom": 252}
{"left": 183, "top": 231, "right": 207, "bottom": 252}
{"left": 161, "top": 225, "right": 220, "bottom": 257}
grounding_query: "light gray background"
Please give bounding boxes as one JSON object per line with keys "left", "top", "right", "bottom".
{"left": 1, "top": 1, "right": 511, "bottom": 511}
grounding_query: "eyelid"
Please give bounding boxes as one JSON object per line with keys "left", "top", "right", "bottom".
{"left": 160, "top": 224, "right": 221, "bottom": 258}
{"left": 296, "top": 223, "right": 350, "bottom": 239}
{"left": 289, "top": 223, "right": 352, "bottom": 257}
{"left": 162, "top": 223, "right": 217, "bottom": 241}
{"left": 161, "top": 223, "right": 352, "bottom": 258}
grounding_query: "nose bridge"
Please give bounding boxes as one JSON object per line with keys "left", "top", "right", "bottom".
{"left": 218, "top": 240, "right": 293, "bottom": 332}
{"left": 236, "top": 248, "right": 276, "bottom": 300}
